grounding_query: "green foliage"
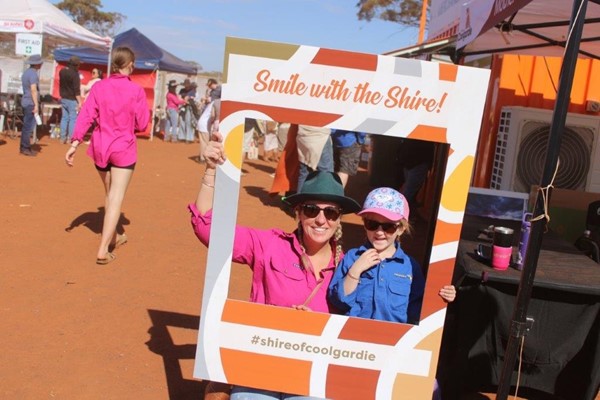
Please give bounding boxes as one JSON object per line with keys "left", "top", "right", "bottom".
{"left": 356, "top": 0, "right": 426, "bottom": 27}
{"left": 54, "top": 0, "right": 125, "bottom": 37}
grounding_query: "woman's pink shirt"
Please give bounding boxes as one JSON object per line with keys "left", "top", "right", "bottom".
{"left": 189, "top": 203, "right": 340, "bottom": 313}
{"left": 72, "top": 74, "right": 149, "bottom": 168}
{"left": 166, "top": 92, "right": 186, "bottom": 110}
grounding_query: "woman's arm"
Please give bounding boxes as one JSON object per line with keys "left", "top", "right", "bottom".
{"left": 196, "top": 132, "right": 226, "bottom": 214}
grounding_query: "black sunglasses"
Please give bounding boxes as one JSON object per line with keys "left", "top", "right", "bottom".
{"left": 301, "top": 204, "right": 342, "bottom": 221}
{"left": 363, "top": 219, "right": 399, "bottom": 234}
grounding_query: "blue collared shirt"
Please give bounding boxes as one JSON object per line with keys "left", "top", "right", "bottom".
{"left": 328, "top": 242, "right": 425, "bottom": 323}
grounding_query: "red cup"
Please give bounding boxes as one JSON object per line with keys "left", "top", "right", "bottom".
{"left": 492, "top": 227, "right": 514, "bottom": 271}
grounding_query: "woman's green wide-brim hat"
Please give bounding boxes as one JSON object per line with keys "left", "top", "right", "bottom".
{"left": 282, "top": 171, "right": 360, "bottom": 214}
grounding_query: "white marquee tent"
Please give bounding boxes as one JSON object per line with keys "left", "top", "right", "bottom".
{"left": 0, "top": 0, "right": 111, "bottom": 49}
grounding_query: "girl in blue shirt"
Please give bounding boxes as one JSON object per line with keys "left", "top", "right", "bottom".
{"left": 328, "top": 187, "right": 455, "bottom": 324}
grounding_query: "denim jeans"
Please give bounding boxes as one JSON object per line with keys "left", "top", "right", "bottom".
{"left": 166, "top": 108, "right": 179, "bottom": 139}
{"left": 178, "top": 107, "right": 194, "bottom": 142}
{"left": 297, "top": 137, "right": 334, "bottom": 192}
{"left": 231, "top": 385, "right": 324, "bottom": 400}
{"left": 60, "top": 98, "right": 78, "bottom": 142}
{"left": 20, "top": 104, "right": 35, "bottom": 152}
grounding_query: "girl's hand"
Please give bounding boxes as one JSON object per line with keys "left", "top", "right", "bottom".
{"left": 352, "top": 248, "right": 381, "bottom": 274}
{"left": 204, "top": 132, "right": 226, "bottom": 169}
{"left": 439, "top": 285, "right": 456, "bottom": 303}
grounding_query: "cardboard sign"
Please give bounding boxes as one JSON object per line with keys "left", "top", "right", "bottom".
{"left": 194, "top": 37, "right": 490, "bottom": 399}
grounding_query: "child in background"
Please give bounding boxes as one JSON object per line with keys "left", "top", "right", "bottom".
{"left": 328, "top": 187, "right": 455, "bottom": 324}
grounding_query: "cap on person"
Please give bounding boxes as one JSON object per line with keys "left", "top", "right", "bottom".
{"left": 357, "top": 187, "right": 409, "bottom": 222}
{"left": 27, "top": 54, "right": 43, "bottom": 65}
{"left": 167, "top": 79, "right": 177, "bottom": 87}
{"left": 283, "top": 171, "right": 360, "bottom": 214}
{"left": 69, "top": 56, "right": 81, "bottom": 66}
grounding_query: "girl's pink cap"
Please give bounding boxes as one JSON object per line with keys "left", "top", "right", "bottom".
{"left": 357, "top": 187, "right": 409, "bottom": 222}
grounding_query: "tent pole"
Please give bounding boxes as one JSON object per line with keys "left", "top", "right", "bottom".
{"left": 150, "top": 69, "right": 159, "bottom": 141}
{"left": 418, "top": 0, "right": 429, "bottom": 44}
{"left": 106, "top": 40, "right": 114, "bottom": 77}
{"left": 495, "top": 0, "right": 589, "bottom": 398}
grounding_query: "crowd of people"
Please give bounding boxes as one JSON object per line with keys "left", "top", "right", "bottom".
{"left": 162, "top": 77, "right": 221, "bottom": 151}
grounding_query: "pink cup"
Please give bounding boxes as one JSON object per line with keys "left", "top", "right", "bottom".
{"left": 492, "top": 245, "right": 512, "bottom": 270}
{"left": 492, "top": 227, "right": 514, "bottom": 271}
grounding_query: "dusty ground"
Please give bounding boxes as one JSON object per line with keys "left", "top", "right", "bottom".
{"left": 2, "top": 131, "right": 596, "bottom": 400}
{"left": 0, "top": 131, "right": 380, "bottom": 400}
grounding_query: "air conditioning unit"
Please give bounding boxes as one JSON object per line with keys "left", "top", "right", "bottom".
{"left": 490, "top": 106, "right": 600, "bottom": 193}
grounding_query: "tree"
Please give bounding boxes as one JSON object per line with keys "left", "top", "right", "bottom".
{"left": 356, "top": 0, "right": 425, "bottom": 28}
{"left": 54, "top": 0, "right": 125, "bottom": 37}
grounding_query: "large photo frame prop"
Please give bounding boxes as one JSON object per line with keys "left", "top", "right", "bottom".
{"left": 194, "top": 37, "right": 490, "bottom": 399}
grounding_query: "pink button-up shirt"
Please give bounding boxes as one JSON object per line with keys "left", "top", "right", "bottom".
{"left": 189, "top": 203, "right": 340, "bottom": 313}
{"left": 72, "top": 74, "right": 149, "bottom": 168}
{"left": 166, "top": 92, "right": 186, "bottom": 110}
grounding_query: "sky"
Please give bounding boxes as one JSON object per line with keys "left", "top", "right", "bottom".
{"left": 53, "top": 0, "right": 422, "bottom": 73}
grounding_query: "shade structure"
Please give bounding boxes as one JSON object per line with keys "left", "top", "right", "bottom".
{"left": 53, "top": 28, "right": 197, "bottom": 74}
{"left": 0, "top": 0, "right": 110, "bottom": 49}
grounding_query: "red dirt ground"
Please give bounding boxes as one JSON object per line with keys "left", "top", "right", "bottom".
{"left": 2, "top": 132, "right": 596, "bottom": 400}
{"left": 2, "top": 132, "right": 375, "bottom": 399}
{"left": 1, "top": 133, "right": 252, "bottom": 399}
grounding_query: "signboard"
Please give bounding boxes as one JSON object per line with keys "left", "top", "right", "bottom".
{"left": 16, "top": 33, "right": 42, "bottom": 55}
{"left": 194, "top": 37, "right": 490, "bottom": 399}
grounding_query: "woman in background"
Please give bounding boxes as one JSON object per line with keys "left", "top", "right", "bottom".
{"left": 80, "top": 68, "right": 103, "bottom": 102}
{"left": 165, "top": 80, "right": 186, "bottom": 142}
{"left": 65, "top": 46, "right": 150, "bottom": 265}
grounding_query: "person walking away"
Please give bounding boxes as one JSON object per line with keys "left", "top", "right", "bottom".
{"left": 59, "top": 56, "right": 83, "bottom": 144}
{"left": 165, "top": 80, "right": 185, "bottom": 142}
{"left": 65, "top": 47, "right": 150, "bottom": 265}
{"left": 19, "top": 54, "right": 43, "bottom": 156}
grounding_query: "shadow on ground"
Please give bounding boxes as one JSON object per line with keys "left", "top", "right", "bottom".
{"left": 146, "top": 309, "right": 207, "bottom": 399}
{"left": 65, "top": 207, "right": 130, "bottom": 235}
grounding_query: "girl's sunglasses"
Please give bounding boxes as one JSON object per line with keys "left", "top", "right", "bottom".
{"left": 363, "top": 219, "right": 399, "bottom": 234}
{"left": 301, "top": 204, "right": 342, "bottom": 221}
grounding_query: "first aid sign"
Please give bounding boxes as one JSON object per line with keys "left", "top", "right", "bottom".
{"left": 16, "top": 33, "right": 42, "bottom": 55}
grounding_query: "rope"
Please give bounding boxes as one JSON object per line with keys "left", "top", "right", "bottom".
{"left": 530, "top": 158, "right": 560, "bottom": 228}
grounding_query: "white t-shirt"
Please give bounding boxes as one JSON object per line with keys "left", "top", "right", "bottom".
{"left": 197, "top": 101, "right": 213, "bottom": 133}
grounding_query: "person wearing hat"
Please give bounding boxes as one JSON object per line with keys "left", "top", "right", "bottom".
{"left": 58, "top": 55, "right": 83, "bottom": 144}
{"left": 190, "top": 132, "right": 360, "bottom": 400}
{"left": 177, "top": 78, "right": 197, "bottom": 143}
{"left": 19, "top": 54, "right": 44, "bottom": 156}
{"left": 328, "top": 187, "right": 455, "bottom": 325}
{"left": 165, "top": 80, "right": 185, "bottom": 142}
